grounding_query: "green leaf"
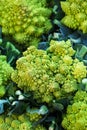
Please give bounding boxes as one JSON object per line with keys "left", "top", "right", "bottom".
{"left": 0, "top": 40, "right": 21, "bottom": 66}
{"left": 75, "top": 44, "right": 87, "bottom": 60}
{"left": 39, "top": 105, "right": 49, "bottom": 115}
{"left": 52, "top": 102, "right": 64, "bottom": 111}
{"left": 26, "top": 105, "right": 49, "bottom": 115}
{"left": 0, "top": 99, "right": 9, "bottom": 114}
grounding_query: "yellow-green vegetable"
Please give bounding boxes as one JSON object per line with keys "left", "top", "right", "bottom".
{"left": 62, "top": 90, "right": 87, "bottom": 130}
{"left": 0, "top": 113, "right": 46, "bottom": 130}
{"left": 19, "top": 122, "right": 32, "bottom": 130}
{"left": 11, "top": 40, "right": 87, "bottom": 103}
{"left": 0, "top": 55, "right": 13, "bottom": 97}
{"left": 0, "top": 0, "right": 52, "bottom": 47}
{"left": 0, "top": 123, "right": 10, "bottom": 130}
{"left": 61, "top": 0, "right": 87, "bottom": 33}
{"left": 35, "top": 125, "right": 47, "bottom": 130}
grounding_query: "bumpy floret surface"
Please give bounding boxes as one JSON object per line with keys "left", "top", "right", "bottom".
{"left": 11, "top": 40, "right": 87, "bottom": 103}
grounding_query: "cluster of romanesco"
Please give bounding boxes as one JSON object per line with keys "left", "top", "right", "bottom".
{"left": 26, "top": 112, "right": 42, "bottom": 122}
{"left": 0, "top": 55, "right": 13, "bottom": 98}
{"left": 61, "top": 0, "right": 87, "bottom": 33}
{"left": 62, "top": 90, "right": 87, "bottom": 130}
{"left": 0, "top": 113, "right": 46, "bottom": 130}
{"left": 11, "top": 40, "right": 87, "bottom": 103}
{"left": 0, "top": 0, "right": 52, "bottom": 47}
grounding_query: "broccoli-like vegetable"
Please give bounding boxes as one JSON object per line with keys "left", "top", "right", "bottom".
{"left": 11, "top": 120, "right": 21, "bottom": 129}
{"left": 61, "top": 0, "right": 87, "bottom": 33}
{"left": 0, "top": 0, "right": 52, "bottom": 47}
{"left": 5, "top": 117, "right": 14, "bottom": 125}
{"left": 11, "top": 40, "right": 87, "bottom": 103}
{"left": 0, "top": 123, "right": 10, "bottom": 130}
{"left": 0, "top": 115, "right": 4, "bottom": 124}
{"left": 62, "top": 90, "right": 87, "bottom": 130}
{"left": 0, "top": 55, "right": 13, "bottom": 97}
{"left": 8, "top": 128, "right": 14, "bottom": 130}
{"left": 0, "top": 113, "right": 46, "bottom": 130}
{"left": 26, "top": 111, "right": 42, "bottom": 122}
{"left": 19, "top": 121, "right": 32, "bottom": 130}
{"left": 35, "top": 125, "right": 47, "bottom": 130}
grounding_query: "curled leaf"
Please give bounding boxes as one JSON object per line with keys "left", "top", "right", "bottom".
{"left": 38, "top": 105, "right": 49, "bottom": 115}
{"left": 0, "top": 99, "right": 9, "bottom": 114}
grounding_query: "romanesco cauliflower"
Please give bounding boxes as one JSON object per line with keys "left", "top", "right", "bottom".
{"left": 62, "top": 90, "right": 87, "bottom": 130}
{"left": 11, "top": 40, "right": 87, "bottom": 103}
{"left": 0, "top": 55, "right": 13, "bottom": 97}
{"left": 61, "top": 0, "right": 87, "bottom": 33}
{"left": 35, "top": 125, "right": 47, "bottom": 130}
{"left": 0, "top": 0, "right": 52, "bottom": 47}
{"left": 0, "top": 113, "right": 46, "bottom": 130}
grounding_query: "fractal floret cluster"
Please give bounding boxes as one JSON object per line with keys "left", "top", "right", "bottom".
{"left": 62, "top": 90, "right": 87, "bottom": 130}
{"left": 0, "top": 0, "right": 52, "bottom": 46}
{"left": 61, "top": 0, "right": 87, "bottom": 33}
{"left": 0, "top": 55, "right": 13, "bottom": 98}
{"left": 11, "top": 40, "right": 87, "bottom": 103}
{"left": 0, "top": 113, "right": 46, "bottom": 130}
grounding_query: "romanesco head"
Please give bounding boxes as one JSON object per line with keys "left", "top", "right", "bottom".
{"left": 62, "top": 90, "right": 87, "bottom": 130}
{"left": 5, "top": 117, "right": 14, "bottom": 125}
{"left": 0, "top": 115, "right": 4, "bottom": 124}
{"left": 0, "top": 55, "right": 13, "bottom": 97}
{"left": 0, "top": 113, "right": 46, "bottom": 130}
{"left": 35, "top": 125, "right": 47, "bottom": 130}
{"left": 26, "top": 111, "right": 42, "bottom": 122}
{"left": 0, "top": 85, "right": 6, "bottom": 98}
{"left": 72, "top": 62, "right": 87, "bottom": 82}
{"left": 0, "top": 123, "right": 10, "bottom": 130}
{"left": 11, "top": 40, "right": 87, "bottom": 103}
{"left": 11, "top": 120, "right": 21, "bottom": 129}
{"left": 18, "top": 114, "right": 29, "bottom": 123}
{"left": 8, "top": 127, "right": 14, "bottom": 130}
{"left": 19, "top": 122, "right": 32, "bottom": 130}
{"left": 0, "top": 0, "right": 52, "bottom": 47}
{"left": 61, "top": 0, "right": 87, "bottom": 33}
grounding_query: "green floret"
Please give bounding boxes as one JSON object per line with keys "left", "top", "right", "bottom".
{"left": 0, "top": 113, "right": 45, "bottom": 130}
{"left": 5, "top": 117, "right": 14, "bottom": 125}
{"left": 0, "top": 123, "right": 10, "bottom": 130}
{"left": 0, "top": 0, "right": 52, "bottom": 47}
{"left": 26, "top": 111, "right": 42, "bottom": 122}
{"left": 19, "top": 121, "right": 32, "bottom": 130}
{"left": 61, "top": 79, "right": 78, "bottom": 93}
{"left": 18, "top": 114, "right": 29, "bottom": 123}
{"left": 8, "top": 127, "right": 14, "bottom": 130}
{"left": 72, "top": 62, "right": 87, "bottom": 82}
{"left": 11, "top": 120, "right": 21, "bottom": 129}
{"left": 61, "top": 0, "right": 87, "bottom": 33}
{"left": 0, "top": 85, "right": 6, "bottom": 98}
{"left": 73, "top": 90, "right": 87, "bottom": 103}
{"left": 62, "top": 90, "right": 87, "bottom": 130}
{"left": 35, "top": 125, "right": 47, "bottom": 130}
{"left": 0, "top": 114, "right": 32, "bottom": 130}
{"left": 0, "top": 55, "right": 13, "bottom": 97}
{"left": 0, "top": 115, "right": 4, "bottom": 124}
{"left": 11, "top": 40, "right": 87, "bottom": 103}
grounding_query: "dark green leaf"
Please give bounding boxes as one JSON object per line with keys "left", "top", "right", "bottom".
{"left": 0, "top": 40, "right": 21, "bottom": 66}
{"left": 52, "top": 102, "right": 64, "bottom": 111}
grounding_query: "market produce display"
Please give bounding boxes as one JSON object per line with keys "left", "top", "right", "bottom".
{"left": 1, "top": 0, "right": 87, "bottom": 129}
